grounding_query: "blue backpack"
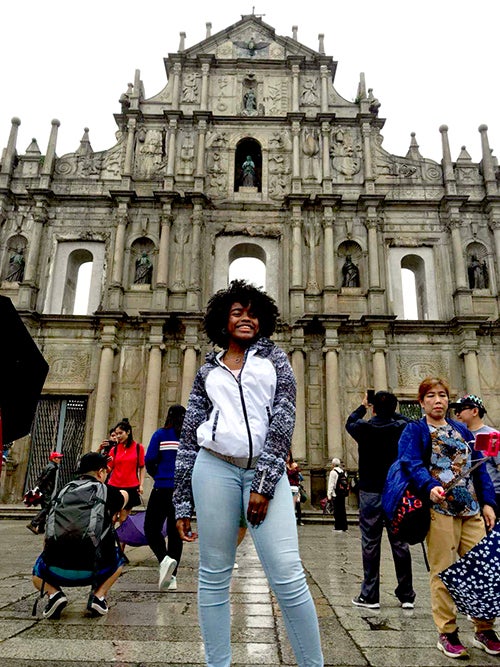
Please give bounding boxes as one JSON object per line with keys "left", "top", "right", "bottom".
{"left": 382, "top": 459, "right": 430, "bottom": 545}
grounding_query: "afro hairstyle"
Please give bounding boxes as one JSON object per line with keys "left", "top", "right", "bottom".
{"left": 204, "top": 280, "right": 279, "bottom": 348}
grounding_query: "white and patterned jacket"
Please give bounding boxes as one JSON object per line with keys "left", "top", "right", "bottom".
{"left": 173, "top": 337, "right": 296, "bottom": 520}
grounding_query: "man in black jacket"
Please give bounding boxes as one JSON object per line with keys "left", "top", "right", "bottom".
{"left": 346, "top": 391, "right": 416, "bottom": 609}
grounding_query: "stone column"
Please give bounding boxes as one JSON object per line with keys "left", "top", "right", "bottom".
{"left": 292, "top": 121, "right": 301, "bottom": 180}
{"left": 490, "top": 219, "right": 500, "bottom": 286}
{"left": 291, "top": 204, "right": 303, "bottom": 287}
{"left": 291, "top": 348, "right": 306, "bottom": 459}
{"left": 153, "top": 202, "right": 172, "bottom": 309}
{"left": 323, "top": 206, "right": 335, "bottom": 288}
{"left": 187, "top": 204, "right": 203, "bottom": 311}
{"left": 172, "top": 63, "right": 182, "bottom": 108}
{"left": 291, "top": 64, "right": 300, "bottom": 112}
{"left": 0, "top": 117, "right": 21, "bottom": 188}
{"left": 439, "top": 125, "right": 457, "bottom": 195}
{"left": 462, "top": 350, "right": 481, "bottom": 396}
{"left": 17, "top": 200, "right": 48, "bottom": 310}
{"left": 111, "top": 204, "right": 128, "bottom": 286}
{"left": 478, "top": 124, "right": 497, "bottom": 197}
{"left": 195, "top": 117, "right": 208, "bottom": 190}
{"left": 366, "top": 217, "right": 380, "bottom": 288}
{"left": 200, "top": 63, "right": 210, "bottom": 109}
{"left": 372, "top": 349, "right": 387, "bottom": 390}
{"left": 324, "top": 347, "right": 342, "bottom": 459}
{"left": 142, "top": 326, "right": 164, "bottom": 446}
{"left": 23, "top": 203, "right": 47, "bottom": 284}
{"left": 361, "top": 122, "right": 374, "bottom": 194}
{"left": 123, "top": 117, "right": 137, "bottom": 177}
{"left": 321, "top": 121, "right": 331, "bottom": 183}
{"left": 449, "top": 219, "right": 468, "bottom": 289}
{"left": 165, "top": 117, "right": 178, "bottom": 189}
{"left": 180, "top": 345, "right": 198, "bottom": 406}
{"left": 39, "top": 119, "right": 60, "bottom": 190}
{"left": 320, "top": 65, "right": 329, "bottom": 113}
{"left": 91, "top": 325, "right": 117, "bottom": 450}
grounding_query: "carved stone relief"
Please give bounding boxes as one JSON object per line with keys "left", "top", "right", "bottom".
{"left": 44, "top": 349, "right": 90, "bottom": 384}
{"left": 330, "top": 128, "right": 361, "bottom": 179}
{"left": 135, "top": 129, "right": 165, "bottom": 178}
{"left": 397, "top": 354, "right": 450, "bottom": 388}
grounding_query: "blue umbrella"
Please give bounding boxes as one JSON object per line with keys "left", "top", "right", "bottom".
{"left": 116, "top": 511, "right": 167, "bottom": 547}
{"left": 439, "top": 523, "right": 500, "bottom": 620}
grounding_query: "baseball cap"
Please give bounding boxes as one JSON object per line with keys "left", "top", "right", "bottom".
{"left": 49, "top": 451, "right": 63, "bottom": 462}
{"left": 75, "top": 452, "right": 109, "bottom": 475}
{"left": 449, "top": 394, "right": 487, "bottom": 413}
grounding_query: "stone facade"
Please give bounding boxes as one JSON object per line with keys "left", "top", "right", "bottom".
{"left": 1, "top": 15, "right": 499, "bottom": 503}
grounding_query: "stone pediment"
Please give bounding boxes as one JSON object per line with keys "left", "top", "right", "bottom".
{"left": 182, "top": 15, "right": 320, "bottom": 61}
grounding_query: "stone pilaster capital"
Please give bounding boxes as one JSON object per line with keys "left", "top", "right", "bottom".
{"left": 322, "top": 345, "right": 340, "bottom": 355}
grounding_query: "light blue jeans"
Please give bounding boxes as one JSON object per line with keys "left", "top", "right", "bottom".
{"left": 192, "top": 448, "right": 324, "bottom": 667}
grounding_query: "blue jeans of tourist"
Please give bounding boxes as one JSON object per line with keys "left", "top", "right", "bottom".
{"left": 192, "top": 448, "right": 324, "bottom": 667}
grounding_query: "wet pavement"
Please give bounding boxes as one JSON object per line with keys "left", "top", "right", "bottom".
{"left": 0, "top": 517, "right": 498, "bottom": 666}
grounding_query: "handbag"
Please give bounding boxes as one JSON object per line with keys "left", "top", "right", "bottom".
{"left": 382, "top": 459, "right": 430, "bottom": 545}
{"left": 23, "top": 487, "right": 43, "bottom": 507}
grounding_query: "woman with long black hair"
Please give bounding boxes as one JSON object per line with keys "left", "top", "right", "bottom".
{"left": 144, "top": 404, "right": 186, "bottom": 591}
{"left": 106, "top": 418, "right": 145, "bottom": 525}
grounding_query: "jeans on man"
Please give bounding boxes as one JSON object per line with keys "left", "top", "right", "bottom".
{"left": 359, "top": 490, "right": 415, "bottom": 603}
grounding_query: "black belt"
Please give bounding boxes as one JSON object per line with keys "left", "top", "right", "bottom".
{"left": 204, "top": 448, "right": 259, "bottom": 469}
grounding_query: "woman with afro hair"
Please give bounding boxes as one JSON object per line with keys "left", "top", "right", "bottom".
{"left": 173, "top": 280, "right": 323, "bottom": 667}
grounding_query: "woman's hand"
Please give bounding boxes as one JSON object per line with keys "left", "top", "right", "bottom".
{"left": 176, "top": 518, "right": 198, "bottom": 542}
{"left": 247, "top": 492, "right": 269, "bottom": 527}
{"left": 430, "top": 485, "right": 446, "bottom": 504}
{"left": 138, "top": 485, "right": 144, "bottom": 494}
{"left": 482, "top": 504, "right": 496, "bottom": 530}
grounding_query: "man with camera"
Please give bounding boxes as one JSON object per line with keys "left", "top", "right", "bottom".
{"left": 32, "top": 452, "right": 128, "bottom": 619}
{"left": 346, "top": 391, "right": 415, "bottom": 609}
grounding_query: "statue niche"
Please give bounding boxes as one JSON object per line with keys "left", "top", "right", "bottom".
{"left": 467, "top": 253, "right": 489, "bottom": 289}
{"left": 234, "top": 138, "right": 262, "bottom": 192}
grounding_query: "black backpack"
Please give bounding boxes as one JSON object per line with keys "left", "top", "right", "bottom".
{"left": 336, "top": 470, "right": 349, "bottom": 497}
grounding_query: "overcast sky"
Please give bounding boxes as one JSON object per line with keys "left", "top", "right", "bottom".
{"left": 1, "top": 1, "right": 498, "bottom": 165}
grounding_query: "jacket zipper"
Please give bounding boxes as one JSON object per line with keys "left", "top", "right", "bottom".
{"left": 218, "top": 355, "right": 254, "bottom": 469}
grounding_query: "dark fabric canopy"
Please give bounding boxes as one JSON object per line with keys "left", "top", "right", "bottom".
{"left": 0, "top": 296, "right": 49, "bottom": 444}
{"left": 439, "top": 523, "right": 500, "bottom": 620}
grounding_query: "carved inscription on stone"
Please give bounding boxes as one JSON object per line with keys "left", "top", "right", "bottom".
{"left": 45, "top": 350, "right": 90, "bottom": 384}
{"left": 397, "top": 354, "right": 449, "bottom": 388}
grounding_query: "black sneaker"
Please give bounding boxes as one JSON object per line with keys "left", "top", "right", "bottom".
{"left": 43, "top": 590, "right": 68, "bottom": 619}
{"left": 87, "top": 594, "right": 108, "bottom": 616}
{"left": 352, "top": 594, "right": 380, "bottom": 609}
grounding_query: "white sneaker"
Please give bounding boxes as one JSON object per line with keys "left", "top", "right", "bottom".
{"left": 166, "top": 575, "right": 177, "bottom": 590}
{"left": 159, "top": 555, "right": 177, "bottom": 590}
{"left": 233, "top": 562, "right": 239, "bottom": 570}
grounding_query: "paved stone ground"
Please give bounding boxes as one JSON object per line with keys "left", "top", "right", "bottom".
{"left": 0, "top": 517, "right": 498, "bottom": 666}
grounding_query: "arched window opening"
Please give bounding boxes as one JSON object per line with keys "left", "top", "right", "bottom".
{"left": 73, "top": 262, "right": 93, "bottom": 314}
{"left": 228, "top": 243, "right": 266, "bottom": 289}
{"left": 234, "top": 138, "right": 262, "bottom": 192}
{"left": 401, "top": 268, "right": 418, "bottom": 319}
{"left": 62, "top": 249, "right": 93, "bottom": 315}
{"left": 401, "top": 255, "right": 426, "bottom": 320}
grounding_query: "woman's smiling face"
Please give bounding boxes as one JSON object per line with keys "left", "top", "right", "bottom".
{"left": 226, "top": 302, "right": 260, "bottom": 344}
